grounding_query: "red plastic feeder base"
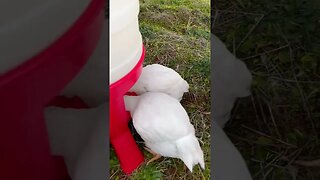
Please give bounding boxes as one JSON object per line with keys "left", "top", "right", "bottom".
{"left": 110, "top": 45, "right": 146, "bottom": 174}
{"left": 0, "top": 0, "right": 105, "bottom": 179}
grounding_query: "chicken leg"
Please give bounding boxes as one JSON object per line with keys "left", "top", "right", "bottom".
{"left": 144, "top": 147, "right": 161, "bottom": 165}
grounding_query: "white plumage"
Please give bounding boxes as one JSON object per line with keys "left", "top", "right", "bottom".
{"left": 212, "top": 33, "right": 253, "bottom": 179}
{"left": 129, "top": 64, "right": 189, "bottom": 101}
{"left": 212, "top": 121, "right": 252, "bottom": 180}
{"left": 45, "top": 103, "right": 107, "bottom": 180}
{"left": 124, "top": 92, "right": 205, "bottom": 172}
{"left": 212, "top": 34, "right": 252, "bottom": 127}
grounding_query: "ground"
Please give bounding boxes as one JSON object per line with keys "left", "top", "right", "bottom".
{"left": 213, "top": 0, "right": 320, "bottom": 179}
{"left": 109, "top": 0, "right": 211, "bottom": 179}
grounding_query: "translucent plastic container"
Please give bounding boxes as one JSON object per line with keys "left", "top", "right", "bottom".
{"left": 110, "top": 0, "right": 143, "bottom": 84}
{"left": 0, "top": 0, "right": 91, "bottom": 75}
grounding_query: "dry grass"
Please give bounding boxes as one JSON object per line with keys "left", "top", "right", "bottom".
{"left": 213, "top": 0, "right": 320, "bottom": 179}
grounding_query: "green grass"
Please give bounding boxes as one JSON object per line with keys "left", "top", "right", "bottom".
{"left": 213, "top": 0, "right": 320, "bottom": 179}
{"left": 110, "top": 0, "right": 211, "bottom": 179}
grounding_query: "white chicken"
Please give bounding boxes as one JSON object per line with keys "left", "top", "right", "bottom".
{"left": 124, "top": 92, "right": 205, "bottom": 172}
{"left": 129, "top": 64, "right": 189, "bottom": 101}
{"left": 212, "top": 33, "right": 253, "bottom": 179}
{"left": 45, "top": 103, "right": 108, "bottom": 180}
{"left": 212, "top": 121, "right": 252, "bottom": 180}
{"left": 212, "top": 34, "right": 252, "bottom": 127}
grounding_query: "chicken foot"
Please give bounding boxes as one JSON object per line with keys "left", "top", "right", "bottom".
{"left": 144, "top": 147, "right": 161, "bottom": 165}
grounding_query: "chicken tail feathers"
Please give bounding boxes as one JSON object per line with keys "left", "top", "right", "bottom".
{"left": 180, "top": 79, "right": 189, "bottom": 93}
{"left": 176, "top": 134, "right": 205, "bottom": 172}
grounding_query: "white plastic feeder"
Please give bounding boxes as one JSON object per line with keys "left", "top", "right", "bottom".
{"left": 0, "top": 0, "right": 91, "bottom": 75}
{"left": 110, "top": 0, "right": 143, "bottom": 84}
{"left": 109, "top": 0, "right": 146, "bottom": 174}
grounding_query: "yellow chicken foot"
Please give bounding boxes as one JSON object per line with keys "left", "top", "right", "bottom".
{"left": 144, "top": 147, "right": 161, "bottom": 165}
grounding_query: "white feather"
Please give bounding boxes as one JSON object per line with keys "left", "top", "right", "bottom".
{"left": 124, "top": 92, "right": 205, "bottom": 172}
{"left": 212, "top": 121, "right": 252, "bottom": 180}
{"left": 129, "top": 64, "right": 189, "bottom": 101}
{"left": 45, "top": 103, "right": 107, "bottom": 180}
{"left": 212, "top": 34, "right": 252, "bottom": 127}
